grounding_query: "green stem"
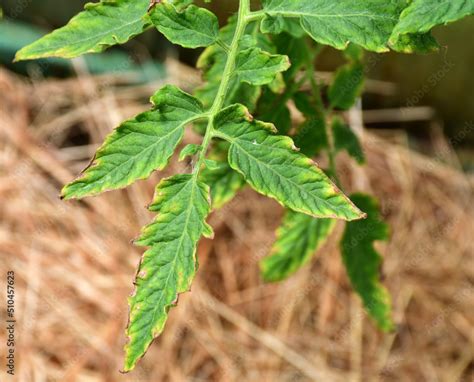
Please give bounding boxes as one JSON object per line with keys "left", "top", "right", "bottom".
{"left": 193, "top": 0, "right": 251, "bottom": 178}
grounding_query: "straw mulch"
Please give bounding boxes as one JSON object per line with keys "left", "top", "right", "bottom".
{"left": 0, "top": 64, "right": 472, "bottom": 382}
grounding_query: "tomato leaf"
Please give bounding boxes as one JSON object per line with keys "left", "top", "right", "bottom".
{"left": 235, "top": 47, "right": 290, "bottom": 86}
{"left": 179, "top": 144, "right": 202, "bottom": 161}
{"left": 214, "top": 104, "right": 365, "bottom": 221}
{"left": 340, "top": 193, "right": 393, "bottom": 331}
{"left": 201, "top": 158, "right": 245, "bottom": 210}
{"left": 332, "top": 117, "right": 365, "bottom": 165}
{"left": 150, "top": 3, "right": 219, "bottom": 48}
{"left": 329, "top": 62, "right": 365, "bottom": 110}
{"left": 261, "top": 0, "right": 406, "bottom": 52}
{"left": 390, "top": 0, "right": 474, "bottom": 47}
{"left": 61, "top": 85, "right": 204, "bottom": 199}
{"left": 261, "top": 210, "right": 336, "bottom": 282}
{"left": 124, "top": 174, "right": 212, "bottom": 372}
{"left": 294, "top": 117, "right": 328, "bottom": 157}
{"left": 15, "top": 0, "right": 150, "bottom": 60}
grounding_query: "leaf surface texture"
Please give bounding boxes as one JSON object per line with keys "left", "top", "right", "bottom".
{"left": 62, "top": 86, "right": 203, "bottom": 199}
{"left": 124, "top": 174, "right": 212, "bottom": 371}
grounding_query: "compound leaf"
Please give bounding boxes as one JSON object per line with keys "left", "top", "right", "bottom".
{"left": 15, "top": 0, "right": 150, "bottom": 60}
{"left": 150, "top": 3, "right": 219, "bottom": 48}
{"left": 214, "top": 104, "right": 365, "bottom": 221}
{"left": 390, "top": 0, "right": 474, "bottom": 46}
{"left": 332, "top": 117, "right": 365, "bottom": 164}
{"left": 235, "top": 47, "right": 290, "bottom": 86}
{"left": 124, "top": 174, "right": 212, "bottom": 372}
{"left": 61, "top": 85, "right": 204, "bottom": 199}
{"left": 340, "top": 193, "right": 393, "bottom": 331}
{"left": 261, "top": 0, "right": 406, "bottom": 52}
{"left": 261, "top": 210, "right": 336, "bottom": 282}
{"left": 329, "top": 62, "right": 365, "bottom": 110}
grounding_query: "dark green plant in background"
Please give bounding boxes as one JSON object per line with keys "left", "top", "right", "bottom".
{"left": 15, "top": 0, "right": 474, "bottom": 372}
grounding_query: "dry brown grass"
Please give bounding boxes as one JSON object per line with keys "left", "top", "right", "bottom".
{"left": 0, "top": 63, "right": 472, "bottom": 382}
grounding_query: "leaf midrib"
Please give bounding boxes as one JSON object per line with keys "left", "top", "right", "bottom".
{"left": 80, "top": 115, "right": 199, "bottom": 191}
{"left": 29, "top": 15, "right": 147, "bottom": 55}
{"left": 263, "top": 10, "right": 399, "bottom": 22}
{"left": 141, "top": 180, "right": 199, "bottom": 342}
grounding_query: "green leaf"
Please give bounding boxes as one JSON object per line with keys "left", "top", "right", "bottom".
{"left": 195, "top": 20, "right": 264, "bottom": 111}
{"left": 213, "top": 104, "right": 365, "bottom": 221}
{"left": 261, "top": 0, "right": 406, "bottom": 52}
{"left": 257, "top": 88, "right": 292, "bottom": 135}
{"left": 293, "top": 91, "right": 315, "bottom": 116}
{"left": 61, "top": 85, "right": 204, "bottom": 199}
{"left": 179, "top": 144, "right": 202, "bottom": 161}
{"left": 292, "top": 92, "right": 328, "bottom": 157}
{"left": 340, "top": 193, "right": 393, "bottom": 331}
{"left": 294, "top": 116, "right": 328, "bottom": 157}
{"left": 235, "top": 47, "right": 290, "bottom": 86}
{"left": 274, "top": 33, "right": 311, "bottom": 79}
{"left": 15, "top": 0, "right": 150, "bottom": 61}
{"left": 204, "top": 159, "right": 221, "bottom": 171}
{"left": 168, "top": 0, "right": 194, "bottom": 10}
{"left": 343, "top": 44, "right": 364, "bottom": 62}
{"left": 124, "top": 174, "right": 212, "bottom": 372}
{"left": 332, "top": 117, "right": 365, "bottom": 164}
{"left": 389, "top": 32, "right": 439, "bottom": 54}
{"left": 200, "top": 146, "right": 245, "bottom": 210}
{"left": 261, "top": 210, "right": 336, "bottom": 282}
{"left": 390, "top": 0, "right": 474, "bottom": 47}
{"left": 150, "top": 3, "right": 219, "bottom": 48}
{"left": 259, "top": 15, "right": 306, "bottom": 38}
{"left": 329, "top": 62, "right": 365, "bottom": 110}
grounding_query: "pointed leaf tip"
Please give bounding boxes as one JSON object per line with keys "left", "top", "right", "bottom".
{"left": 61, "top": 86, "right": 203, "bottom": 200}
{"left": 341, "top": 193, "right": 394, "bottom": 331}
{"left": 213, "top": 105, "right": 365, "bottom": 221}
{"left": 124, "top": 175, "right": 211, "bottom": 370}
{"left": 15, "top": 0, "right": 150, "bottom": 61}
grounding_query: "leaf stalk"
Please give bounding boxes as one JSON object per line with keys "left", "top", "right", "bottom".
{"left": 193, "top": 0, "right": 252, "bottom": 178}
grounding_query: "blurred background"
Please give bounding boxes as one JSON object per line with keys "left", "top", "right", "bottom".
{"left": 0, "top": 1, "right": 473, "bottom": 381}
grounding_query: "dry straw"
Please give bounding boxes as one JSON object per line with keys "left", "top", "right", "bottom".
{"left": 0, "top": 61, "right": 472, "bottom": 381}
